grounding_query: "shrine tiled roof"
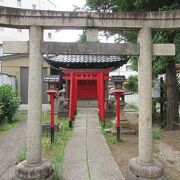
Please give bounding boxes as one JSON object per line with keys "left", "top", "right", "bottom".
{"left": 46, "top": 55, "right": 128, "bottom": 69}
{"left": 47, "top": 55, "right": 126, "bottom": 63}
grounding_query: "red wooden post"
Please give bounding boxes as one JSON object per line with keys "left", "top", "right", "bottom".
{"left": 44, "top": 75, "right": 59, "bottom": 143}
{"left": 111, "top": 75, "right": 126, "bottom": 141}
{"left": 72, "top": 78, "right": 75, "bottom": 117}
{"left": 97, "top": 77, "right": 101, "bottom": 120}
{"left": 74, "top": 79, "right": 78, "bottom": 115}
{"left": 98, "top": 73, "right": 102, "bottom": 121}
{"left": 50, "top": 93, "right": 55, "bottom": 142}
{"left": 100, "top": 72, "right": 105, "bottom": 125}
{"left": 115, "top": 93, "right": 120, "bottom": 141}
{"left": 69, "top": 72, "right": 74, "bottom": 127}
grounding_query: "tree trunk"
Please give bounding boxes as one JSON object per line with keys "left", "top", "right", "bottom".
{"left": 166, "top": 59, "right": 179, "bottom": 130}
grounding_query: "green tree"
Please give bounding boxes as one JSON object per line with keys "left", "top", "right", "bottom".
{"left": 85, "top": 0, "right": 180, "bottom": 130}
{"left": 124, "top": 75, "right": 138, "bottom": 92}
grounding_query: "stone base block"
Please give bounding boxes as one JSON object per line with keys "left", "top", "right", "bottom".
{"left": 13, "top": 160, "right": 54, "bottom": 180}
{"left": 127, "top": 158, "right": 165, "bottom": 180}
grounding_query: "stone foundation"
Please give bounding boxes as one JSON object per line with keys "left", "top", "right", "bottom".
{"left": 13, "top": 160, "right": 54, "bottom": 180}
{"left": 127, "top": 158, "right": 165, "bottom": 180}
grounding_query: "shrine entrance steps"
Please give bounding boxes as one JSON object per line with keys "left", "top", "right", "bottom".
{"left": 77, "top": 100, "right": 98, "bottom": 107}
{"left": 61, "top": 107, "right": 125, "bottom": 180}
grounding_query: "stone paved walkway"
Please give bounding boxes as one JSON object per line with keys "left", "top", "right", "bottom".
{"left": 0, "top": 114, "right": 27, "bottom": 180}
{"left": 61, "top": 107, "right": 125, "bottom": 180}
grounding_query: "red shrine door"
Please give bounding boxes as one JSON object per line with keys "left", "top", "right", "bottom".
{"left": 77, "top": 80, "right": 97, "bottom": 99}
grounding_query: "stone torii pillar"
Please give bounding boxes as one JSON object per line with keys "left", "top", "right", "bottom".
{"left": 13, "top": 26, "right": 53, "bottom": 179}
{"left": 128, "top": 28, "right": 164, "bottom": 180}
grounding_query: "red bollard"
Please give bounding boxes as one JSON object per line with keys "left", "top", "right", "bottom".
{"left": 114, "top": 91, "right": 124, "bottom": 141}
{"left": 111, "top": 76, "right": 125, "bottom": 141}
{"left": 44, "top": 76, "right": 60, "bottom": 143}
{"left": 47, "top": 91, "right": 56, "bottom": 143}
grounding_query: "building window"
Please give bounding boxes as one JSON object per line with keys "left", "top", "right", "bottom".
{"left": 126, "top": 65, "right": 132, "bottom": 71}
{"left": 48, "top": 32, "right": 52, "bottom": 39}
{"left": 32, "top": 4, "right": 36, "bottom": 10}
{"left": 17, "top": 0, "right": 21, "bottom": 7}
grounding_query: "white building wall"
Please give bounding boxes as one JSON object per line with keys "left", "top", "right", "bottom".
{"left": 0, "top": 0, "right": 57, "bottom": 46}
{"left": 110, "top": 61, "right": 138, "bottom": 78}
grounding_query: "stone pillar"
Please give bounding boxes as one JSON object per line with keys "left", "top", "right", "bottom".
{"left": 14, "top": 26, "right": 53, "bottom": 180}
{"left": 127, "top": 28, "right": 164, "bottom": 180}
{"left": 138, "top": 27, "right": 153, "bottom": 163}
{"left": 27, "top": 25, "right": 43, "bottom": 164}
{"left": 86, "top": 28, "right": 99, "bottom": 42}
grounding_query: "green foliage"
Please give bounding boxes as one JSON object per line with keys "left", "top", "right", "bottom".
{"left": 86, "top": 0, "right": 115, "bottom": 12}
{"left": 0, "top": 113, "right": 22, "bottom": 137}
{"left": 152, "top": 126, "right": 162, "bottom": 140}
{"left": 42, "top": 118, "right": 72, "bottom": 179}
{"left": 16, "top": 145, "right": 27, "bottom": 164}
{"left": 16, "top": 119, "right": 72, "bottom": 179}
{"left": 100, "top": 120, "right": 122, "bottom": 144}
{"left": 129, "top": 57, "right": 138, "bottom": 71}
{"left": 0, "top": 123, "right": 15, "bottom": 136}
{"left": 124, "top": 75, "right": 138, "bottom": 92}
{"left": 103, "top": 130, "right": 118, "bottom": 144}
{"left": 0, "top": 84, "right": 21, "bottom": 124}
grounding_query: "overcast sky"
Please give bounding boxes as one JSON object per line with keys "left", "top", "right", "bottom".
{"left": 50, "top": 0, "right": 85, "bottom": 42}
{"left": 52, "top": 0, "right": 86, "bottom": 11}
{"left": 49, "top": 0, "right": 115, "bottom": 43}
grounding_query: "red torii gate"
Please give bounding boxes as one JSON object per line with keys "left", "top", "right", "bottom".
{"left": 62, "top": 68, "right": 112, "bottom": 127}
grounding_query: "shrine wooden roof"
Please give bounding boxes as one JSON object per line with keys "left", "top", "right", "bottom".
{"left": 46, "top": 55, "right": 128, "bottom": 69}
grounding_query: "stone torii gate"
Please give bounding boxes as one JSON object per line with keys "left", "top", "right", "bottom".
{"left": 0, "top": 6, "right": 179, "bottom": 180}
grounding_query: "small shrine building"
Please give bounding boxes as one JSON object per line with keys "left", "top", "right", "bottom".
{"left": 46, "top": 55, "right": 127, "bottom": 126}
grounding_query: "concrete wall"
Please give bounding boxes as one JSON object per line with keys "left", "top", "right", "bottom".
{"left": 1, "top": 56, "right": 50, "bottom": 97}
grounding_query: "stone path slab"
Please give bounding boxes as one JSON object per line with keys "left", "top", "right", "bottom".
{"left": 62, "top": 107, "right": 125, "bottom": 180}
{"left": 0, "top": 114, "right": 27, "bottom": 180}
